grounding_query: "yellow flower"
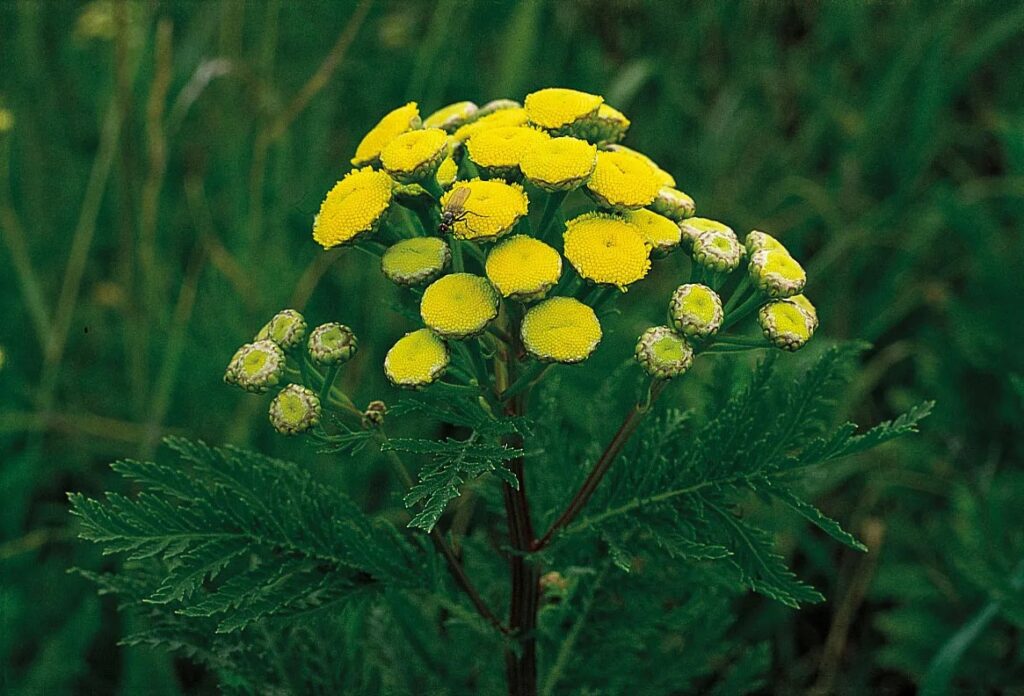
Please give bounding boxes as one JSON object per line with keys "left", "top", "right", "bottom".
{"left": 571, "top": 103, "right": 630, "bottom": 144}
{"left": 381, "top": 237, "right": 451, "bottom": 286}
{"left": 635, "top": 326, "right": 694, "bottom": 379}
{"left": 669, "top": 284, "right": 723, "bottom": 338}
{"left": 562, "top": 212, "right": 651, "bottom": 290}
{"left": 584, "top": 150, "right": 661, "bottom": 210}
{"left": 789, "top": 294, "right": 819, "bottom": 331}
{"left": 524, "top": 87, "right": 603, "bottom": 131}
{"left": 521, "top": 297, "right": 602, "bottom": 363}
{"left": 380, "top": 128, "right": 449, "bottom": 182}
{"left": 748, "top": 249, "right": 806, "bottom": 298}
{"left": 452, "top": 106, "right": 528, "bottom": 143}
{"left": 436, "top": 155, "right": 459, "bottom": 189}
{"left": 758, "top": 298, "right": 817, "bottom": 351}
{"left": 485, "top": 235, "right": 562, "bottom": 301}
{"left": 744, "top": 229, "right": 788, "bottom": 255}
{"left": 312, "top": 167, "right": 394, "bottom": 249}
{"left": 520, "top": 136, "right": 597, "bottom": 191}
{"left": 623, "top": 209, "right": 681, "bottom": 256}
{"left": 351, "top": 102, "right": 420, "bottom": 166}
{"left": 384, "top": 329, "right": 450, "bottom": 387}
{"left": 650, "top": 187, "right": 696, "bottom": 221}
{"left": 420, "top": 273, "right": 499, "bottom": 338}
{"left": 439, "top": 179, "right": 529, "bottom": 241}
{"left": 466, "top": 125, "right": 550, "bottom": 176}
{"left": 423, "top": 101, "right": 478, "bottom": 132}
{"left": 604, "top": 144, "right": 675, "bottom": 187}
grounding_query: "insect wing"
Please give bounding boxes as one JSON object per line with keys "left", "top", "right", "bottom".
{"left": 444, "top": 186, "right": 471, "bottom": 215}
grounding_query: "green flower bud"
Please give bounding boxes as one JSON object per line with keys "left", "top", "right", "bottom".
{"left": 361, "top": 400, "right": 387, "bottom": 428}
{"left": 748, "top": 249, "right": 806, "bottom": 298}
{"left": 225, "top": 340, "right": 286, "bottom": 393}
{"left": 651, "top": 187, "right": 696, "bottom": 221}
{"left": 758, "top": 298, "right": 817, "bottom": 351}
{"left": 635, "top": 326, "right": 694, "bottom": 379}
{"left": 744, "top": 229, "right": 787, "bottom": 255}
{"left": 381, "top": 237, "right": 451, "bottom": 287}
{"left": 475, "top": 99, "right": 521, "bottom": 118}
{"left": 569, "top": 103, "right": 630, "bottom": 144}
{"left": 679, "top": 217, "right": 731, "bottom": 250}
{"left": 423, "top": 101, "right": 478, "bottom": 132}
{"left": 669, "top": 284, "right": 724, "bottom": 339}
{"left": 690, "top": 222, "right": 743, "bottom": 273}
{"left": 269, "top": 384, "right": 321, "bottom": 435}
{"left": 307, "top": 323, "right": 358, "bottom": 366}
{"left": 789, "top": 294, "right": 819, "bottom": 332}
{"left": 255, "top": 309, "right": 307, "bottom": 351}
{"left": 393, "top": 182, "right": 435, "bottom": 208}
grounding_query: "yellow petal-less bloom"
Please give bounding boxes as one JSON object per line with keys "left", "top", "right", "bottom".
{"left": 466, "top": 126, "right": 550, "bottom": 176}
{"left": 692, "top": 227, "right": 744, "bottom": 273}
{"left": 650, "top": 187, "right": 696, "bottom": 221}
{"left": 669, "top": 284, "right": 724, "bottom": 339}
{"left": 521, "top": 297, "right": 602, "bottom": 364}
{"left": 562, "top": 212, "right": 651, "bottom": 290}
{"left": 436, "top": 155, "right": 458, "bottom": 189}
{"left": 604, "top": 144, "right": 675, "bottom": 188}
{"left": 384, "top": 329, "right": 450, "bottom": 388}
{"left": 380, "top": 128, "right": 449, "bottom": 182}
{"left": 748, "top": 248, "right": 806, "bottom": 298}
{"left": 789, "top": 294, "right": 819, "bottom": 331}
{"left": 624, "top": 209, "right": 681, "bottom": 256}
{"left": 635, "top": 326, "right": 694, "bottom": 379}
{"left": 572, "top": 103, "right": 630, "bottom": 144}
{"left": 758, "top": 298, "right": 816, "bottom": 351}
{"left": 312, "top": 167, "right": 394, "bottom": 249}
{"left": 351, "top": 102, "right": 420, "bottom": 166}
{"left": 452, "top": 106, "right": 528, "bottom": 143}
{"left": 423, "top": 101, "right": 478, "bottom": 132}
{"left": 524, "top": 87, "right": 603, "bottom": 131}
{"left": 520, "top": 136, "right": 597, "bottom": 192}
{"left": 485, "top": 235, "right": 562, "bottom": 301}
{"left": 381, "top": 237, "right": 451, "bottom": 287}
{"left": 440, "top": 179, "right": 529, "bottom": 241}
{"left": 420, "top": 273, "right": 499, "bottom": 339}
{"left": 584, "top": 150, "right": 662, "bottom": 211}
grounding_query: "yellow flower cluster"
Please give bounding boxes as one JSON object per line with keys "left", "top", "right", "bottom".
{"left": 306, "top": 87, "right": 818, "bottom": 389}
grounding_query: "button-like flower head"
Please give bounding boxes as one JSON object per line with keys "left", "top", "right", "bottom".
{"left": 744, "top": 229, "right": 788, "bottom": 255}
{"left": 439, "top": 180, "right": 529, "bottom": 242}
{"left": 269, "top": 385, "right": 321, "bottom": 435}
{"left": 224, "top": 340, "right": 285, "bottom": 394}
{"left": 485, "top": 235, "right": 562, "bottom": 301}
{"left": 423, "top": 101, "right": 478, "bottom": 132}
{"left": 748, "top": 248, "right": 806, "bottom": 298}
{"left": 381, "top": 237, "right": 451, "bottom": 287}
{"left": 624, "top": 209, "right": 682, "bottom": 257}
{"left": 384, "top": 328, "right": 450, "bottom": 388}
{"left": 585, "top": 150, "right": 661, "bottom": 210}
{"left": 684, "top": 219, "right": 743, "bottom": 273}
{"left": 635, "top": 326, "right": 694, "bottom": 379}
{"left": 312, "top": 167, "right": 394, "bottom": 249}
{"left": 524, "top": 87, "right": 603, "bottom": 131}
{"left": 758, "top": 298, "right": 817, "bottom": 351}
{"left": 650, "top": 187, "right": 696, "bottom": 221}
{"left": 380, "top": 128, "right": 449, "bottom": 183}
{"left": 467, "top": 125, "right": 549, "bottom": 177}
{"left": 351, "top": 102, "right": 420, "bottom": 166}
{"left": 420, "top": 273, "right": 499, "bottom": 339}
{"left": 669, "top": 284, "right": 724, "bottom": 339}
{"left": 571, "top": 103, "right": 630, "bottom": 144}
{"left": 452, "top": 106, "right": 528, "bottom": 143}
{"left": 604, "top": 144, "right": 675, "bottom": 187}
{"left": 563, "top": 212, "right": 651, "bottom": 290}
{"left": 307, "top": 323, "right": 358, "bottom": 366}
{"left": 255, "top": 309, "right": 307, "bottom": 351}
{"left": 521, "top": 297, "right": 602, "bottom": 364}
{"left": 520, "top": 136, "right": 597, "bottom": 192}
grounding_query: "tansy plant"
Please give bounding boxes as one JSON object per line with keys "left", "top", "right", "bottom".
{"left": 71, "top": 88, "right": 931, "bottom": 695}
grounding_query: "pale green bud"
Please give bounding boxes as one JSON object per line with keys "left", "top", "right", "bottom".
{"left": 269, "top": 384, "right": 321, "bottom": 435}
{"left": 225, "top": 340, "right": 286, "bottom": 393}
{"left": 635, "top": 326, "right": 694, "bottom": 379}
{"left": 255, "top": 309, "right": 307, "bottom": 351}
{"left": 307, "top": 323, "right": 358, "bottom": 366}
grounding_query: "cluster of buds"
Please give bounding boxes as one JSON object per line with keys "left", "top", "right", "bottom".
{"left": 224, "top": 309, "right": 362, "bottom": 435}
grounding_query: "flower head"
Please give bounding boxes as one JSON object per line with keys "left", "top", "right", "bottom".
{"left": 476, "top": 99, "right": 521, "bottom": 118}
{"left": 650, "top": 187, "right": 696, "bottom": 221}
{"left": 420, "top": 273, "right": 499, "bottom": 338}
{"left": 224, "top": 340, "right": 285, "bottom": 393}
{"left": 524, "top": 87, "right": 603, "bottom": 131}
{"left": 669, "top": 284, "right": 723, "bottom": 339}
{"left": 748, "top": 249, "right": 806, "bottom": 298}
{"left": 520, "top": 136, "right": 597, "bottom": 192}
{"left": 384, "top": 328, "right": 449, "bottom": 388}
{"left": 635, "top": 326, "right": 694, "bottom": 379}
{"left": 380, "top": 128, "right": 449, "bottom": 182}
{"left": 744, "top": 229, "right": 788, "bottom": 255}
{"left": 436, "top": 155, "right": 459, "bottom": 189}
{"left": 788, "top": 293, "right": 819, "bottom": 331}
{"left": 563, "top": 212, "right": 650, "bottom": 290}
{"left": 269, "top": 385, "right": 321, "bottom": 435}
{"left": 585, "top": 150, "right": 661, "bottom": 210}
{"left": 255, "top": 309, "right": 307, "bottom": 350}
{"left": 521, "top": 297, "right": 602, "bottom": 363}
{"left": 623, "top": 209, "right": 681, "bottom": 256}
{"left": 604, "top": 144, "right": 675, "bottom": 187}
{"left": 312, "top": 167, "right": 394, "bottom": 249}
{"left": 485, "top": 235, "right": 562, "bottom": 301}
{"left": 352, "top": 102, "right": 420, "bottom": 166}
{"left": 571, "top": 103, "right": 630, "bottom": 144}
{"left": 466, "top": 125, "right": 549, "bottom": 177}
{"left": 307, "top": 322, "right": 358, "bottom": 366}
{"left": 440, "top": 179, "right": 528, "bottom": 241}
{"left": 423, "top": 101, "right": 478, "bottom": 132}
{"left": 452, "top": 106, "right": 528, "bottom": 143}
{"left": 679, "top": 217, "right": 732, "bottom": 249}
{"left": 381, "top": 237, "right": 451, "bottom": 286}
{"left": 687, "top": 220, "right": 743, "bottom": 273}
{"left": 759, "top": 298, "right": 817, "bottom": 351}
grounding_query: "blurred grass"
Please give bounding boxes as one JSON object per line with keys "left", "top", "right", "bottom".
{"left": 1, "top": 0, "right": 1022, "bottom": 692}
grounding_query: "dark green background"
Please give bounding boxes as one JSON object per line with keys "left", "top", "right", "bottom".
{"left": 2, "top": 0, "right": 1022, "bottom": 693}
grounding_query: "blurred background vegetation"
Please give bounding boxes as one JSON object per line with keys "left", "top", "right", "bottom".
{"left": 1, "top": 0, "right": 1022, "bottom": 693}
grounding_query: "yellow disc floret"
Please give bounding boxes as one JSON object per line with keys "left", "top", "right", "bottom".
{"left": 466, "top": 126, "right": 550, "bottom": 176}
{"left": 436, "top": 154, "right": 458, "bottom": 189}
{"left": 423, "top": 101, "right": 478, "bottom": 132}
{"left": 312, "top": 167, "right": 394, "bottom": 249}
{"left": 420, "top": 273, "right": 499, "bottom": 339}
{"left": 562, "top": 212, "right": 651, "bottom": 290}
{"left": 585, "top": 150, "right": 662, "bottom": 210}
{"left": 439, "top": 179, "right": 529, "bottom": 242}
{"left": 380, "top": 128, "right": 449, "bottom": 182}
{"left": 521, "top": 297, "right": 602, "bottom": 364}
{"left": 520, "top": 136, "right": 597, "bottom": 192}
{"left": 524, "top": 87, "right": 603, "bottom": 130}
{"left": 381, "top": 237, "right": 451, "bottom": 287}
{"left": 758, "top": 298, "right": 816, "bottom": 351}
{"left": 384, "top": 329, "right": 450, "bottom": 388}
{"left": 604, "top": 144, "right": 675, "bottom": 187}
{"left": 352, "top": 102, "right": 420, "bottom": 166}
{"left": 485, "top": 235, "right": 562, "bottom": 301}
{"left": 452, "top": 106, "right": 528, "bottom": 143}
{"left": 624, "top": 209, "right": 681, "bottom": 256}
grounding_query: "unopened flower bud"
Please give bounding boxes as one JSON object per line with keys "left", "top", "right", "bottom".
{"left": 255, "top": 309, "right": 307, "bottom": 350}
{"left": 269, "top": 384, "right": 321, "bottom": 435}
{"left": 688, "top": 221, "right": 743, "bottom": 273}
{"left": 650, "top": 187, "right": 696, "bottom": 221}
{"left": 635, "top": 326, "right": 694, "bottom": 379}
{"left": 382, "top": 237, "right": 451, "bottom": 287}
{"left": 744, "top": 229, "right": 787, "bottom": 255}
{"left": 758, "top": 298, "right": 817, "bottom": 351}
{"left": 569, "top": 103, "right": 630, "bottom": 144}
{"left": 308, "top": 323, "right": 358, "bottom": 366}
{"left": 224, "top": 340, "right": 286, "bottom": 393}
{"left": 361, "top": 400, "right": 387, "bottom": 428}
{"left": 669, "top": 284, "right": 724, "bottom": 339}
{"left": 748, "top": 249, "right": 806, "bottom": 298}
{"left": 423, "top": 101, "right": 478, "bottom": 132}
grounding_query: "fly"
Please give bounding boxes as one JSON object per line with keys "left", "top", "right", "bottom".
{"left": 438, "top": 187, "right": 485, "bottom": 234}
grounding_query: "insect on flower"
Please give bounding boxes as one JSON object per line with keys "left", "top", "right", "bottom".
{"left": 437, "top": 186, "right": 485, "bottom": 234}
